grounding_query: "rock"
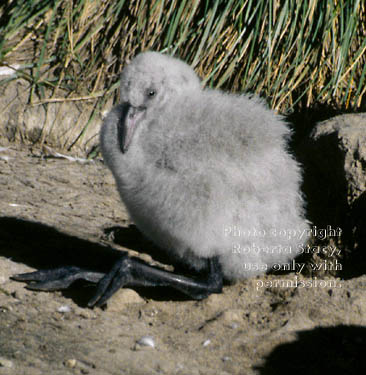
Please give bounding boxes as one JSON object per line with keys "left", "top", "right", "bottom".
{"left": 300, "top": 113, "right": 366, "bottom": 278}
{"left": 64, "top": 358, "right": 77, "bottom": 368}
{"left": 0, "top": 357, "right": 14, "bottom": 368}
{"left": 220, "top": 309, "right": 243, "bottom": 327}
{"left": 311, "top": 113, "right": 366, "bottom": 204}
{"left": 281, "top": 312, "right": 315, "bottom": 332}
{"left": 106, "top": 288, "right": 145, "bottom": 312}
{"left": 136, "top": 336, "right": 155, "bottom": 348}
{"left": 203, "top": 293, "right": 227, "bottom": 310}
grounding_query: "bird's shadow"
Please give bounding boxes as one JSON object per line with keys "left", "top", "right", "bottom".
{"left": 255, "top": 325, "right": 366, "bottom": 374}
{"left": 103, "top": 224, "right": 180, "bottom": 267}
{"left": 0, "top": 216, "right": 192, "bottom": 306}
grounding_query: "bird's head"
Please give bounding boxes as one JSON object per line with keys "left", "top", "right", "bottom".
{"left": 118, "top": 51, "right": 201, "bottom": 153}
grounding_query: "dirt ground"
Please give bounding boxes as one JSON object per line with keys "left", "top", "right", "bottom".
{"left": 0, "top": 144, "right": 365, "bottom": 375}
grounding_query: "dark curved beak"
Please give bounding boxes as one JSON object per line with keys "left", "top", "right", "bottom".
{"left": 119, "top": 104, "right": 146, "bottom": 153}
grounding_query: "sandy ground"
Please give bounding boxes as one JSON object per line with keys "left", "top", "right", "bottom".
{"left": 0, "top": 144, "right": 365, "bottom": 375}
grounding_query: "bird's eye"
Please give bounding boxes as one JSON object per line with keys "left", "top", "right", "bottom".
{"left": 147, "top": 89, "right": 156, "bottom": 98}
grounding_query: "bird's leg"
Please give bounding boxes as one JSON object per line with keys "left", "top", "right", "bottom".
{"left": 88, "top": 255, "right": 223, "bottom": 307}
{"left": 12, "top": 255, "right": 223, "bottom": 307}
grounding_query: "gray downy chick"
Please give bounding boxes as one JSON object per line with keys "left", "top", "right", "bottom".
{"left": 12, "top": 52, "right": 309, "bottom": 306}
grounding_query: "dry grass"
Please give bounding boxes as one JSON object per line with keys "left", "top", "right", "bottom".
{"left": 0, "top": 0, "right": 365, "bottom": 150}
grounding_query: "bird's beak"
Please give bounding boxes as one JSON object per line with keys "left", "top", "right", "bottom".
{"left": 121, "top": 105, "right": 146, "bottom": 153}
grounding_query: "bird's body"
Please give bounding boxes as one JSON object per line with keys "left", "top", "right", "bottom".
{"left": 101, "top": 52, "right": 308, "bottom": 280}
{"left": 13, "top": 51, "right": 309, "bottom": 306}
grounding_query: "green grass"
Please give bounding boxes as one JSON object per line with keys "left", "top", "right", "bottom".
{"left": 0, "top": 0, "right": 365, "bottom": 149}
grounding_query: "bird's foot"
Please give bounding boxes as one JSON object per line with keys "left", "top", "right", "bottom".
{"left": 87, "top": 255, "right": 224, "bottom": 306}
{"left": 11, "top": 266, "right": 105, "bottom": 291}
{"left": 12, "top": 255, "right": 223, "bottom": 308}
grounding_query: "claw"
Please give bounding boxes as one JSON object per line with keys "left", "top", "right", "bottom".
{"left": 11, "top": 267, "right": 105, "bottom": 291}
{"left": 12, "top": 266, "right": 82, "bottom": 282}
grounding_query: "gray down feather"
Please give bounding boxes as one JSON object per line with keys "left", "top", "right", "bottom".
{"left": 100, "top": 51, "right": 309, "bottom": 280}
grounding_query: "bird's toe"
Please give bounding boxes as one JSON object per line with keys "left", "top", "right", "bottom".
{"left": 11, "top": 266, "right": 104, "bottom": 291}
{"left": 88, "top": 256, "right": 132, "bottom": 307}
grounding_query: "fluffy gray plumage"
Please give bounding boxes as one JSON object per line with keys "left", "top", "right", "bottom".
{"left": 100, "top": 51, "right": 309, "bottom": 280}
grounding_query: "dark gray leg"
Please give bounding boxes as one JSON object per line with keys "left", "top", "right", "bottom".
{"left": 12, "top": 255, "right": 223, "bottom": 307}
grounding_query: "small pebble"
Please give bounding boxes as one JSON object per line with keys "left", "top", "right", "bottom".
{"left": 202, "top": 339, "right": 211, "bottom": 347}
{"left": 106, "top": 288, "right": 144, "bottom": 312}
{"left": 65, "top": 358, "right": 77, "bottom": 368}
{"left": 0, "top": 306, "right": 10, "bottom": 313}
{"left": 77, "top": 309, "right": 97, "bottom": 319}
{"left": 135, "top": 336, "right": 155, "bottom": 349}
{"left": 0, "top": 357, "right": 14, "bottom": 368}
{"left": 57, "top": 305, "right": 71, "bottom": 313}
